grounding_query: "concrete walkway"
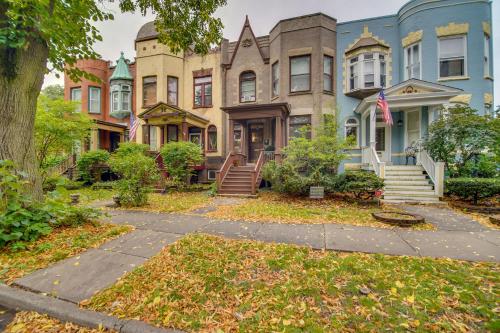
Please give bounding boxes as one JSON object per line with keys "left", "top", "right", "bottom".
{"left": 14, "top": 208, "right": 499, "bottom": 305}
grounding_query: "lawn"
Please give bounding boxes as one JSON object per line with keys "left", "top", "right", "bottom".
{"left": 87, "top": 234, "right": 498, "bottom": 333}
{"left": 4, "top": 311, "right": 114, "bottom": 332}
{"left": 0, "top": 223, "right": 131, "bottom": 284}
{"left": 64, "top": 187, "right": 115, "bottom": 204}
{"left": 208, "top": 192, "right": 433, "bottom": 229}
{"left": 118, "top": 192, "right": 213, "bottom": 213}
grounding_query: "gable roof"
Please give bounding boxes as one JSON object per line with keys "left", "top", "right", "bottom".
{"left": 138, "top": 102, "right": 209, "bottom": 124}
{"left": 225, "top": 16, "right": 269, "bottom": 69}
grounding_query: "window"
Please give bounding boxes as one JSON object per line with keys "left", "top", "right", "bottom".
{"left": 289, "top": 115, "right": 311, "bottom": 139}
{"left": 363, "top": 53, "right": 374, "bottom": 88}
{"left": 194, "top": 76, "right": 212, "bottom": 107}
{"left": 439, "top": 36, "right": 466, "bottom": 78}
{"left": 349, "top": 57, "right": 359, "bottom": 90}
{"left": 379, "top": 55, "right": 386, "bottom": 87}
{"left": 323, "top": 55, "right": 333, "bottom": 92}
{"left": 344, "top": 118, "right": 359, "bottom": 145}
{"left": 121, "top": 85, "right": 131, "bottom": 111}
{"left": 207, "top": 125, "right": 217, "bottom": 152}
{"left": 70, "top": 87, "right": 82, "bottom": 112}
{"left": 143, "top": 76, "right": 157, "bottom": 106}
{"left": 88, "top": 87, "right": 101, "bottom": 114}
{"left": 404, "top": 43, "right": 421, "bottom": 80}
{"left": 240, "top": 71, "right": 256, "bottom": 102}
{"left": 167, "top": 76, "right": 178, "bottom": 106}
{"left": 149, "top": 126, "right": 157, "bottom": 151}
{"left": 290, "top": 55, "right": 310, "bottom": 92}
{"left": 347, "top": 52, "right": 387, "bottom": 91}
{"left": 207, "top": 170, "right": 217, "bottom": 180}
{"left": 272, "top": 62, "right": 279, "bottom": 98}
{"left": 112, "top": 91, "right": 119, "bottom": 112}
{"left": 189, "top": 128, "right": 202, "bottom": 146}
{"left": 167, "top": 125, "right": 178, "bottom": 143}
{"left": 484, "top": 35, "right": 490, "bottom": 77}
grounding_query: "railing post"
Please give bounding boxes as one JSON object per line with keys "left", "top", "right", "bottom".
{"left": 251, "top": 171, "right": 256, "bottom": 195}
{"left": 379, "top": 162, "right": 386, "bottom": 179}
{"left": 435, "top": 161, "right": 445, "bottom": 197}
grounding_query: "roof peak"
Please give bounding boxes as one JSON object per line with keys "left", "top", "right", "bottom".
{"left": 110, "top": 51, "right": 132, "bottom": 81}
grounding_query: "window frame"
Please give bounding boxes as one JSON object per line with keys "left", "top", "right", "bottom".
{"left": 438, "top": 35, "right": 467, "bottom": 79}
{"left": 142, "top": 76, "right": 157, "bottom": 107}
{"left": 239, "top": 71, "right": 256, "bottom": 103}
{"left": 289, "top": 115, "right": 312, "bottom": 139}
{"left": 346, "top": 52, "right": 388, "bottom": 91}
{"left": 70, "top": 87, "right": 82, "bottom": 112}
{"left": 88, "top": 86, "right": 101, "bottom": 114}
{"left": 323, "top": 55, "right": 334, "bottom": 93}
{"left": 207, "top": 125, "right": 217, "bottom": 152}
{"left": 344, "top": 117, "right": 359, "bottom": 147}
{"left": 167, "top": 76, "right": 179, "bottom": 106}
{"left": 289, "top": 55, "right": 311, "bottom": 93}
{"left": 271, "top": 61, "right": 279, "bottom": 98}
{"left": 484, "top": 34, "right": 490, "bottom": 77}
{"left": 404, "top": 42, "right": 422, "bottom": 80}
{"left": 193, "top": 75, "right": 213, "bottom": 108}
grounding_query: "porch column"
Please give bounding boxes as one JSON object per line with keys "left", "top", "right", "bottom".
{"left": 228, "top": 119, "right": 234, "bottom": 152}
{"left": 90, "top": 128, "right": 99, "bottom": 150}
{"left": 275, "top": 116, "right": 283, "bottom": 153}
{"left": 181, "top": 120, "right": 188, "bottom": 141}
{"left": 369, "top": 104, "right": 376, "bottom": 149}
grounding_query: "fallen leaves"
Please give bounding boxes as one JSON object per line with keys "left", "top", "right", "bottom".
{"left": 86, "top": 234, "right": 499, "bottom": 333}
{"left": 114, "top": 192, "right": 213, "bottom": 213}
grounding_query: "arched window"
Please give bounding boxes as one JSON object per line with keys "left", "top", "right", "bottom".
{"left": 207, "top": 125, "right": 217, "bottom": 152}
{"left": 240, "top": 71, "right": 256, "bottom": 102}
{"left": 345, "top": 118, "right": 359, "bottom": 145}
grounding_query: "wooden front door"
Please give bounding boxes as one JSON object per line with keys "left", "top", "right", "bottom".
{"left": 248, "top": 123, "right": 264, "bottom": 163}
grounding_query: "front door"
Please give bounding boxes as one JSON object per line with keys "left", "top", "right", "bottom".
{"left": 248, "top": 123, "right": 264, "bottom": 163}
{"left": 405, "top": 109, "right": 421, "bottom": 148}
{"left": 375, "top": 123, "right": 391, "bottom": 163}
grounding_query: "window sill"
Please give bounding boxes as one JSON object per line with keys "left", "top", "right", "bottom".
{"left": 239, "top": 100, "right": 257, "bottom": 104}
{"left": 437, "top": 76, "right": 470, "bottom": 82}
{"left": 484, "top": 76, "right": 494, "bottom": 81}
{"left": 193, "top": 105, "right": 213, "bottom": 109}
{"left": 288, "top": 91, "right": 312, "bottom": 96}
{"left": 271, "top": 95, "right": 279, "bottom": 101}
{"left": 323, "top": 90, "right": 334, "bottom": 96}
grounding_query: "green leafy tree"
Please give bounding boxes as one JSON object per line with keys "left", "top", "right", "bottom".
{"left": 35, "top": 95, "right": 93, "bottom": 179}
{"left": 76, "top": 150, "right": 110, "bottom": 184}
{"left": 0, "top": 0, "right": 226, "bottom": 199}
{"left": 41, "top": 84, "right": 64, "bottom": 100}
{"left": 160, "top": 141, "right": 204, "bottom": 184}
{"left": 424, "top": 106, "right": 498, "bottom": 178}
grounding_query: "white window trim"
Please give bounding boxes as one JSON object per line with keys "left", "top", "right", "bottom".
{"left": 347, "top": 52, "right": 387, "bottom": 92}
{"left": 404, "top": 42, "right": 422, "bottom": 80}
{"left": 437, "top": 35, "right": 467, "bottom": 80}
{"left": 344, "top": 117, "right": 359, "bottom": 148}
{"left": 484, "top": 34, "right": 490, "bottom": 77}
{"left": 88, "top": 87, "right": 101, "bottom": 114}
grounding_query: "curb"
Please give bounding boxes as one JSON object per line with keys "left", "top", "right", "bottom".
{"left": 0, "top": 284, "right": 183, "bottom": 333}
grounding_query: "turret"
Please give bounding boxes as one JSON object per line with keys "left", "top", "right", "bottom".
{"left": 109, "top": 52, "right": 133, "bottom": 119}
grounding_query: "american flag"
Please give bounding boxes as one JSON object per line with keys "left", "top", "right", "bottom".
{"left": 377, "top": 90, "right": 393, "bottom": 126}
{"left": 129, "top": 112, "right": 139, "bottom": 141}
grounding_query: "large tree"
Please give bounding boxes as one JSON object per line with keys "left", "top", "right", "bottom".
{"left": 0, "top": 0, "right": 226, "bottom": 199}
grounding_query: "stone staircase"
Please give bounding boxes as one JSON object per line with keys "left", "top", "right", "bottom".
{"left": 218, "top": 165, "right": 256, "bottom": 196}
{"left": 382, "top": 165, "right": 440, "bottom": 204}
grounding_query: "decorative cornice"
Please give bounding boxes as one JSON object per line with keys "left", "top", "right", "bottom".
{"left": 482, "top": 22, "right": 491, "bottom": 36}
{"left": 484, "top": 93, "right": 493, "bottom": 107}
{"left": 449, "top": 94, "right": 472, "bottom": 105}
{"left": 435, "top": 22, "right": 469, "bottom": 37}
{"left": 401, "top": 30, "right": 423, "bottom": 48}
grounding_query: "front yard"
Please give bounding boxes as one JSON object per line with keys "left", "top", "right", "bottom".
{"left": 0, "top": 223, "right": 131, "bottom": 284}
{"left": 87, "top": 234, "right": 498, "bottom": 333}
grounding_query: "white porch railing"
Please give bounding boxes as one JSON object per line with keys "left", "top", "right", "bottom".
{"left": 362, "top": 146, "right": 385, "bottom": 178}
{"left": 417, "top": 149, "right": 445, "bottom": 197}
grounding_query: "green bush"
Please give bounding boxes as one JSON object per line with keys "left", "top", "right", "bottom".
{"left": 43, "top": 175, "right": 83, "bottom": 192}
{"left": 445, "top": 178, "right": 500, "bottom": 205}
{"left": 332, "top": 171, "right": 384, "bottom": 200}
{"left": 262, "top": 161, "right": 314, "bottom": 196}
{"left": 113, "top": 142, "right": 150, "bottom": 157}
{"left": 76, "top": 150, "right": 110, "bottom": 184}
{"left": 459, "top": 154, "right": 499, "bottom": 178}
{"left": 109, "top": 149, "right": 159, "bottom": 207}
{"left": 0, "top": 160, "right": 101, "bottom": 249}
{"left": 160, "top": 141, "right": 203, "bottom": 184}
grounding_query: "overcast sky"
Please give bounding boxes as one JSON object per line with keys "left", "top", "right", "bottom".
{"left": 43, "top": 0, "right": 499, "bottom": 106}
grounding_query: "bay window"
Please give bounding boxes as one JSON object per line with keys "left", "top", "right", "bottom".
{"left": 404, "top": 43, "right": 421, "bottom": 79}
{"left": 88, "top": 87, "right": 101, "bottom": 114}
{"left": 290, "top": 55, "right": 310, "bottom": 92}
{"left": 323, "top": 55, "right": 333, "bottom": 92}
{"left": 142, "top": 76, "right": 157, "bottom": 106}
{"left": 347, "top": 52, "right": 387, "bottom": 92}
{"left": 194, "top": 76, "right": 212, "bottom": 107}
{"left": 110, "top": 84, "right": 131, "bottom": 118}
{"left": 240, "top": 71, "right": 256, "bottom": 102}
{"left": 439, "top": 36, "right": 466, "bottom": 78}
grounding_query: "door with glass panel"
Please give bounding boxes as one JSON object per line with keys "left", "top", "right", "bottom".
{"left": 405, "top": 110, "right": 421, "bottom": 149}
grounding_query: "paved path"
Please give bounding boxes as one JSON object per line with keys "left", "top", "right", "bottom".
{"left": 15, "top": 208, "right": 499, "bottom": 305}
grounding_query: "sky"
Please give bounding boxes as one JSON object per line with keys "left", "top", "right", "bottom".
{"left": 43, "top": 0, "right": 499, "bottom": 107}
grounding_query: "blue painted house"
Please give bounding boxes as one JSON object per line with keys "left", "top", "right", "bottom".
{"left": 335, "top": 0, "right": 493, "bottom": 202}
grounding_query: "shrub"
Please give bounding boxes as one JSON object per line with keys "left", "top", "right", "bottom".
{"left": 113, "top": 142, "right": 150, "bottom": 157}
{"left": 333, "top": 171, "right": 384, "bottom": 200}
{"left": 0, "top": 160, "right": 100, "bottom": 249}
{"left": 262, "top": 161, "right": 313, "bottom": 196}
{"left": 160, "top": 141, "right": 203, "bottom": 184}
{"left": 76, "top": 150, "right": 110, "bottom": 184}
{"left": 459, "top": 154, "right": 499, "bottom": 178}
{"left": 109, "top": 150, "right": 159, "bottom": 207}
{"left": 43, "top": 175, "right": 83, "bottom": 192}
{"left": 445, "top": 178, "right": 500, "bottom": 205}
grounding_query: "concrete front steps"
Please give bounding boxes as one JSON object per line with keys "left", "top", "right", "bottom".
{"left": 382, "top": 165, "right": 441, "bottom": 204}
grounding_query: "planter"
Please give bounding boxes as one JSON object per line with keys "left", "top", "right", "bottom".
{"left": 449, "top": 201, "right": 500, "bottom": 214}
{"left": 489, "top": 215, "right": 500, "bottom": 225}
{"left": 69, "top": 193, "right": 80, "bottom": 205}
{"left": 372, "top": 211, "right": 425, "bottom": 227}
{"left": 112, "top": 195, "right": 121, "bottom": 207}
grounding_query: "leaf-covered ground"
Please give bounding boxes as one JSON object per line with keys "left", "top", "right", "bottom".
{"left": 87, "top": 234, "right": 498, "bottom": 332}
{"left": 65, "top": 188, "right": 115, "bottom": 204}
{"left": 116, "top": 192, "right": 213, "bottom": 213}
{"left": 208, "top": 192, "right": 434, "bottom": 229}
{"left": 0, "top": 223, "right": 131, "bottom": 284}
{"left": 4, "top": 311, "right": 114, "bottom": 333}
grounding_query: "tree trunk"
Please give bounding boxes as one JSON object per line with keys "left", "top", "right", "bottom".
{"left": 0, "top": 37, "right": 49, "bottom": 200}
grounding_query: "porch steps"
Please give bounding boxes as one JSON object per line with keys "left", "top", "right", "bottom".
{"left": 382, "top": 165, "right": 441, "bottom": 204}
{"left": 218, "top": 166, "right": 255, "bottom": 195}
